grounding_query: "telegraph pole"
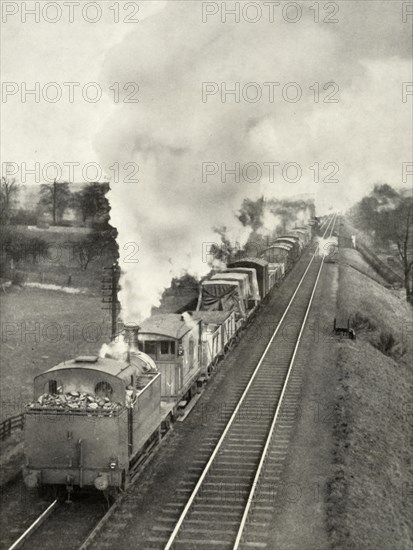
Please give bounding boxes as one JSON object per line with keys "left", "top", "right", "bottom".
{"left": 102, "top": 262, "right": 120, "bottom": 340}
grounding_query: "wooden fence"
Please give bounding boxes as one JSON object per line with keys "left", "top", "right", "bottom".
{"left": 0, "top": 414, "right": 24, "bottom": 441}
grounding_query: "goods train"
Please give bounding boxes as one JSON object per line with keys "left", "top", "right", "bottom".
{"left": 23, "top": 221, "right": 318, "bottom": 495}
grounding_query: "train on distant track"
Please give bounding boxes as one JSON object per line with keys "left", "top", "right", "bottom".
{"left": 23, "top": 221, "right": 320, "bottom": 496}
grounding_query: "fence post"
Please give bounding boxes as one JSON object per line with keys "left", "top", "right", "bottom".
{"left": 0, "top": 414, "right": 24, "bottom": 441}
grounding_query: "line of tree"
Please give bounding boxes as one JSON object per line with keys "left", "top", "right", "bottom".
{"left": 38, "top": 180, "right": 111, "bottom": 226}
{"left": 0, "top": 178, "right": 110, "bottom": 227}
{"left": 349, "top": 184, "right": 413, "bottom": 303}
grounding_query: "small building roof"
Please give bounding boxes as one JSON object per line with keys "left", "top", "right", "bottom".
{"left": 139, "top": 313, "right": 198, "bottom": 340}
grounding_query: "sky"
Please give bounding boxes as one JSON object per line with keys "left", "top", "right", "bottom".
{"left": 2, "top": 0, "right": 412, "bottom": 319}
{"left": 1, "top": 1, "right": 411, "bottom": 208}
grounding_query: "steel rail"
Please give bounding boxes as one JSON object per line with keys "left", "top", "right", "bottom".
{"left": 163, "top": 213, "right": 336, "bottom": 550}
{"left": 319, "top": 213, "right": 334, "bottom": 232}
{"left": 8, "top": 499, "right": 59, "bottom": 550}
{"left": 233, "top": 212, "right": 337, "bottom": 549}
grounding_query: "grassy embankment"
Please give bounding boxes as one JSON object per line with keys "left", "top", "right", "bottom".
{"left": 327, "top": 247, "right": 412, "bottom": 549}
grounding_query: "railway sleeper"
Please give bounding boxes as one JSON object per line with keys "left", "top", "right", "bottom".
{"left": 153, "top": 538, "right": 232, "bottom": 549}
{"left": 187, "top": 504, "right": 245, "bottom": 512}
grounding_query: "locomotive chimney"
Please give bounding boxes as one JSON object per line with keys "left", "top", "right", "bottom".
{"left": 124, "top": 323, "right": 141, "bottom": 358}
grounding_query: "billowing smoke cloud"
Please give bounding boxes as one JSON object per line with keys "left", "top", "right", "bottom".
{"left": 94, "top": 1, "right": 411, "bottom": 322}
{"left": 237, "top": 196, "right": 314, "bottom": 235}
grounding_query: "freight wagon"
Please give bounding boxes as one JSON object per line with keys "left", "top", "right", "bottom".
{"left": 210, "top": 271, "right": 257, "bottom": 319}
{"left": 191, "top": 310, "right": 237, "bottom": 374}
{"left": 293, "top": 226, "right": 311, "bottom": 246}
{"left": 262, "top": 243, "right": 295, "bottom": 273}
{"left": 197, "top": 278, "right": 246, "bottom": 329}
{"left": 275, "top": 236, "right": 301, "bottom": 258}
{"left": 222, "top": 267, "right": 261, "bottom": 308}
{"left": 227, "top": 258, "right": 281, "bottom": 301}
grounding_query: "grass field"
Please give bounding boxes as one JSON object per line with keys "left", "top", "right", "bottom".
{"left": 0, "top": 286, "right": 113, "bottom": 419}
{"left": 4, "top": 225, "right": 117, "bottom": 289}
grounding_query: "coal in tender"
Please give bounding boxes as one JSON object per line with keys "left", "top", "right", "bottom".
{"left": 28, "top": 392, "right": 122, "bottom": 413}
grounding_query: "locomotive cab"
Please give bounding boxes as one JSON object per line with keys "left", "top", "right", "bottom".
{"left": 137, "top": 314, "right": 202, "bottom": 403}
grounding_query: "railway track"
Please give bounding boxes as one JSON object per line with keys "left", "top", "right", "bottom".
{"left": 5, "top": 214, "right": 336, "bottom": 550}
{"left": 0, "top": 478, "right": 53, "bottom": 550}
{"left": 160, "top": 213, "right": 337, "bottom": 550}
{"left": 4, "top": 487, "right": 107, "bottom": 550}
{"left": 16, "top": 493, "right": 107, "bottom": 550}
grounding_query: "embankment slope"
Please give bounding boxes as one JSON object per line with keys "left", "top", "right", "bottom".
{"left": 329, "top": 247, "right": 412, "bottom": 549}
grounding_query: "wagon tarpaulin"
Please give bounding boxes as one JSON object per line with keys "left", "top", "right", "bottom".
{"left": 211, "top": 272, "right": 250, "bottom": 304}
{"left": 224, "top": 268, "right": 260, "bottom": 302}
{"left": 197, "top": 280, "right": 246, "bottom": 318}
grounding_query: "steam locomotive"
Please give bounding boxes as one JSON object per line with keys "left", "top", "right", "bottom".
{"left": 23, "top": 224, "right": 315, "bottom": 494}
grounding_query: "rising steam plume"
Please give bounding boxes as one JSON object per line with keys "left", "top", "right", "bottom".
{"left": 94, "top": 1, "right": 411, "bottom": 322}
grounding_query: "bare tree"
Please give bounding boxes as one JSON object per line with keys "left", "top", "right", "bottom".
{"left": 394, "top": 198, "right": 413, "bottom": 303}
{"left": 38, "top": 179, "right": 71, "bottom": 225}
{"left": 75, "top": 238, "right": 101, "bottom": 271}
{"left": 352, "top": 184, "right": 413, "bottom": 302}
{"left": 0, "top": 177, "right": 19, "bottom": 224}
{"left": 74, "top": 229, "right": 116, "bottom": 270}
